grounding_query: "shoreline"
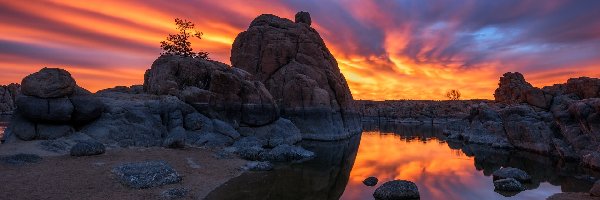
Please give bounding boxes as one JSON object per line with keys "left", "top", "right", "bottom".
{"left": 0, "top": 146, "right": 248, "bottom": 200}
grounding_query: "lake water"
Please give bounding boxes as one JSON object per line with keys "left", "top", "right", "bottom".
{"left": 206, "top": 122, "right": 599, "bottom": 200}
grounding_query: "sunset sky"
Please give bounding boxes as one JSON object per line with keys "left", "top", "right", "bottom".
{"left": 1, "top": 0, "right": 599, "bottom": 100}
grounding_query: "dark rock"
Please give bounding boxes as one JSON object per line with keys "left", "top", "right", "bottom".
{"left": 493, "top": 178, "right": 525, "bottom": 192}
{"left": 235, "top": 145, "right": 266, "bottom": 161}
{"left": 492, "top": 167, "right": 531, "bottom": 183}
{"left": 21, "top": 67, "right": 76, "bottom": 98}
{"left": 37, "top": 124, "right": 74, "bottom": 140}
{"left": 243, "top": 161, "right": 273, "bottom": 171}
{"left": 0, "top": 154, "right": 42, "bottom": 165}
{"left": 238, "top": 118, "right": 302, "bottom": 148}
{"left": 213, "top": 119, "right": 240, "bottom": 139}
{"left": 112, "top": 160, "right": 182, "bottom": 189}
{"left": 295, "top": 11, "right": 311, "bottom": 25}
{"left": 590, "top": 180, "right": 600, "bottom": 197}
{"left": 0, "top": 83, "right": 19, "bottom": 114}
{"left": 17, "top": 96, "right": 74, "bottom": 122}
{"left": 259, "top": 144, "right": 315, "bottom": 162}
{"left": 162, "top": 127, "right": 186, "bottom": 148}
{"left": 70, "top": 140, "right": 106, "bottom": 156}
{"left": 363, "top": 176, "right": 378, "bottom": 186}
{"left": 160, "top": 188, "right": 189, "bottom": 200}
{"left": 143, "top": 55, "right": 279, "bottom": 126}
{"left": 186, "top": 131, "right": 233, "bottom": 147}
{"left": 373, "top": 180, "right": 420, "bottom": 200}
{"left": 183, "top": 112, "right": 211, "bottom": 131}
{"left": 70, "top": 95, "right": 104, "bottom": 123}
{"left": 10, "top": 114, "right": 36, "bottom": 141}
{"left": 231, "top": 13, "right": 360, "bottom": 140}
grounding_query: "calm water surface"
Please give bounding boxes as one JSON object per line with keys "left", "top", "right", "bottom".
{"left": 207, "top": 122, "right": 599, "bottom": 200}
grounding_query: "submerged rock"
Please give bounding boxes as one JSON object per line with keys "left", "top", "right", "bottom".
{"left": 493, "top": 178, "right": 525, "bottom": 192}
{"left": 373, "top": 180, "right": 420, "bottom": 200}
{"left": 492, "top": 167, "right": 531, "bottom": 183}
{"left": 70, "top": 140, "right": 106, "bottom": 157}
{"left": 112, "top": 160, "right": 182, "bottom": 189}
{"left": 363, "top": 176, "right": 378, "bottom": 186}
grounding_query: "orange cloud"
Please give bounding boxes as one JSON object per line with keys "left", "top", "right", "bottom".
{"left": 1, "top": 0, "right": 599, "bottom": 100}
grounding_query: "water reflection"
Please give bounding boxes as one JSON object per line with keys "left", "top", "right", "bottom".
{"left": 203, "top": 122, "right": 600, "bottom": 200}
{"left": 205, "top": 135, "right": 361, "bottom": 200}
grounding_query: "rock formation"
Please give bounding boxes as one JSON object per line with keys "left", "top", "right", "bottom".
{"left": 8, "top": 68, "right": 103, "bottom": 141}
{"left": 3, "top": 12, "right": 358, "bottom": 163}
{"left": 446, "top": 72, "right": 600, "bottom": 169}
{"left": 231, "top": 12, "right": 360, "bottom": 140}
{"left": 0, "top": 83, "right": 20, "bottom": 114}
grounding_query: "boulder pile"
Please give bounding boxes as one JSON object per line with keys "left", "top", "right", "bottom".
{"left": 2, "top": 12, "right": 361, "bottom": 163}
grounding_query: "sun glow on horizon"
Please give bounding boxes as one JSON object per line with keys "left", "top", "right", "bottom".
{"left": 1, "top": 0, "right": 599, "bottom": 100}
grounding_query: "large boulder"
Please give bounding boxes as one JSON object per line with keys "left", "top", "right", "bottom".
{"left": 143, "top": 55, "right": 279, "bottom": 126}
{"left": 21, "top": 68, "right": 76, "bottom": 98}
{"left": 238, "top": 118, "right": 302, "bottom": 148}
{"left": 231, "top": 12, "right": 361, "bottom": 140}
{"left": 494, "top": 72, "right": 553, "bottom": 109}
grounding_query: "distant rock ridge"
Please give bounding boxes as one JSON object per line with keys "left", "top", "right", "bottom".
{"left": 231, "top": 12, "right": 360, "bottom": 140}
{"left": 445, "top": 71, "right": 600, "bottom": 169}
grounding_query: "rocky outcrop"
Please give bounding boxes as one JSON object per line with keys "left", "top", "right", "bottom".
{"left": 7, "top": 68, "right": 103, "bottom": 141}
{"left": 144, "top": 55, "right": 279, "bottom": 127}
{"left": 494, "top": 72, "right": 553, "bottom": 109}
{"left": 231, "top": 12, "right": 360, "bottom": 140}
{"left": 0, "top": 83, "right": 20, "bottom": 114}
{"left": 446, "top": 72, "right": 600, "bottom": 169}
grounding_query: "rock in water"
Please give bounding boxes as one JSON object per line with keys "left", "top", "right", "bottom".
{"left": 492, "top": 167, "right": 531, "bottom": 183}
{"left": 363, "top": 176, "right": 378, "bottom": 186}
{"left": 21, "top": 67, "right": 76, "bottom": 98}
{"left": 70, "top": 140, "right": 106, "bottom": 156}
{"left": 373, "top": 180, "right": 420, "bottom": 200}
{"left": 112, "top": 160, "right": 182, "bottom": 189}
{"left": 493, "top": 178, "right": 525, "bottom": 192}
{"left": 231, "top": 12, "right": 361, "bottom": 140}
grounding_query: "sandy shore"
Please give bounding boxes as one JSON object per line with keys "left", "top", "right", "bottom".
{"left": 0, "top": 147, "right": 247, "bottom": 200}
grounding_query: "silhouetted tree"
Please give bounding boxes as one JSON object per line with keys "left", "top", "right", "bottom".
{"left": 446, "top": 89, "right": 461, "bottom": 100}
{"left": 160, "top": 18, "right": 209, "bottom": 59}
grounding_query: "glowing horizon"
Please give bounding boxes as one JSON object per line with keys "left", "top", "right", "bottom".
{"left": 1, "top": 0, "right": 599, "bottom": 100}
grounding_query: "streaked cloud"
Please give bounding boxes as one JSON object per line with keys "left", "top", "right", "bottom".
{"left": 1, "top": 0, "right": 599, "bottom": 99}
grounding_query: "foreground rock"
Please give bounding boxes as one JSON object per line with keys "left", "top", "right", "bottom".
{"left": 231, "top": 12, "right": 361, "bottom": 140}
{"left": 112, "top": 160, "right": 182, "bottom": 189}
{"left": 547, "top": 193, "right": 600, "bottom": 200}
{"left": 160, "top": 188, "right": 189, "bottom": 200}
{"left": 242, "top": 161, "right": 273, "bottom": 171}
{"left": 373, "top": 180, "right": 420, "bottom": 200}
{"left": 493, "top": 178, "right": 525, "bottom": 192}
{"left": 70, "top": 140, "right": 106, "bottom": 157}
